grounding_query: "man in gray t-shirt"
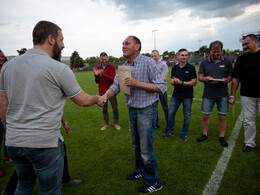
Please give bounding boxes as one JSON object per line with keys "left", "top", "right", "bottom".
{"left": 0, "top": 21, "right": 104, "bottom": 195}
{"left": 151, "top": 50, "right": 169, "bottom": 132}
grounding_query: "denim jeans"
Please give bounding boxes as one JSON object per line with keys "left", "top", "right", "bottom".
{"left": 129, "top": 102, "right": 160, "bottom": 185}
{"left": 7, "top": 140, "right": 64, "bottom": 195}
{"left": 201, "top": 97, "right": 229, "bottom": 114}
{"left": 102, "top": 95, "right": 119, "bottom": 124}
{"left": 0, "top": 120, "right": 9, "bottom": 162}
{"left": 156, "top": 92, "right": 169, "bottom": 129}
{"left": 168, "top": 97, "right": 193, "bottom": 135}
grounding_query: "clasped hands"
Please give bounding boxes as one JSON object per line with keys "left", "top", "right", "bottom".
{"left": 93, "top": 68, "right": 104, "bottom": 76}
{"left": 96, "top": 77, "right": 137, "bottom": 107}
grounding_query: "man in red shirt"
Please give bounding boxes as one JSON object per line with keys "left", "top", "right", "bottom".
{"left": 93, "top": 52, "right": 120, "bottom": 130}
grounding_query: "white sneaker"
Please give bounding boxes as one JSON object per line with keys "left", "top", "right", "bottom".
{"left": 101, "top": 125, "right": 109, "bottom": 130}
{"left": 114, "top": 124, "right": 121, "bottom": 130}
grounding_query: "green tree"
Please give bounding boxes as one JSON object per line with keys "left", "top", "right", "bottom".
{"left": 17, "top": 48, "right": 27, "bottom": 55}
{"left": 162, "top": 50, "right": 169, "bottom": 59}
{"left": 168, "top": 51, "right": 175, "bottom": 57}
{"left": 118, "top": 56, "right": 126, "bottom": 62}
{"left": 70, "top": 51, "right": 85, "bottom": 68}
{"left": 70, "top": 51, "right": 80, "bottom": 67}
{"left": 142, "top": 53, "right": 151, "bottom": 57}
{"left": 199, "top": 45, "right": 209, "bottom": 54}
{"left": 86, "top": 56, "right": 99, "bottom": 66}
{"left": 74, "top": 56, "right": 84, "bottom": 68}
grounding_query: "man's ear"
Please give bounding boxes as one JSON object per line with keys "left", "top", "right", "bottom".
{"left": 135, "top": 43, "right": 140, "bottom": 51}
{"left": 47, "top": 34, "right": 55, "bottom": 46}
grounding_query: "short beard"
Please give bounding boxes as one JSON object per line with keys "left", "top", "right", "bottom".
{"left": 52, "top": 43, "right": 62, "bottom": 61}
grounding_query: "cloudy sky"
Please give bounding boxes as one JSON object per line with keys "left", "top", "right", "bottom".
{"left": 1, "top": 0, "right": 260, "bottom": 58}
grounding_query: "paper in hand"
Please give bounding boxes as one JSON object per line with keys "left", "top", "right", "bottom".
{"left": 118, "top": 65, "right": 132, "bottom": 95}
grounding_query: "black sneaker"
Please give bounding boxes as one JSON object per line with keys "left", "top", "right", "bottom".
{"left": 181, "top": 134, "right": 187, "bottom": 141}
{"left": 242, "top": 145, "right": 256, "bottom": 152}
{"left": 126, "top": 172, "right": 144, "bottom": 180}
{"left": 163, "top": 132, "right": 174, "bottom": 138}
{"left": 138, "top": 182, "right": 162, "bottom": 193}
{"left": 197, "top": 134, "right": 208, "bottom": 142}
{"left": 219, "top": 137, "right": 228, "bottom": 147}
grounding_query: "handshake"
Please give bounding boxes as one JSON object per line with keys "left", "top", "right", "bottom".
{"left": 96, "top": 94, "right": 108, "bottom": 107}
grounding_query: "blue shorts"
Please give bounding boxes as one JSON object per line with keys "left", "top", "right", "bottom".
{"left": 201, "top": 97, "right": 229, "bottom": 115}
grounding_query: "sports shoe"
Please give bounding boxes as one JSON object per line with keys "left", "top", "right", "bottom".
{"left": 126, "top": 172, "right": 144, "bottom": 180}
{"left": 219, "top": 137, "right": 228, "bottom": 147}
{"left": 114, "top": 124, "right": 121, "bottom": 130}
{"left": 197, "top": 134, "right": 208, "bottom": 142}
{"left": 163, "top": 132, "right": 174, "bottom": 138}
{"left": 138, "top": 182, "right": 162, "bottom": 193}
{"left": 62, "top": 179, "right": 82, "bottom": 187}
{"left": 101, "top": 124, "right": 109, "bottom": 130}
{"left": 181, "top": 134, "right": 187, "bottom": 141}
{"left": 242, "top": 145, "right": 256, "bottom": 152}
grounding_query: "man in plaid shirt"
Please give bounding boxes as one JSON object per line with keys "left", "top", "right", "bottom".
{"left": 103, "top": 36, "right": 165, "bottom": 193}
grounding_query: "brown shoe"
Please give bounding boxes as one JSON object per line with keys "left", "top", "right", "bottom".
{"left": 62, "top": 179, "right": 82, "bottom": 187}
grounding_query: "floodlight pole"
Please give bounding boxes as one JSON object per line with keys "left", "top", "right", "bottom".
{"left": 152, "top": 30, "right": 158, "bottom": 50}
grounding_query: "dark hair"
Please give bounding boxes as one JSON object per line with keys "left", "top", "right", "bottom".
{"left": 209, "top": 40, "right": 223, "bottom": 51}
{"left": 33, "top": 21, "right": 61, "bottom": 45}
{"left": 0, "top": 49, "right": 8, "bottom": 62}
{"left": 243, "top": 34, "right": 257, "bottom": 41}
{"left": 177, "top": 48, "right": 188, "bottom": 55}
{"left": 129, "top": 35, "right": 142, "bottom": 51}
{"left": 100, "top": 52, "right": 108, "bottom": 58}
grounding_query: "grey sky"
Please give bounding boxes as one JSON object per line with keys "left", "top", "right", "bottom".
{"left": 113, "top": 0, "right": 260, "bottom": 19}
{"left": 1, "top": 0, "right": 260, "bottom": 57}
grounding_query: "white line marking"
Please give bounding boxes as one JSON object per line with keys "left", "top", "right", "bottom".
{"left": 202, "top": 111, "right": 243, "bottom": 195}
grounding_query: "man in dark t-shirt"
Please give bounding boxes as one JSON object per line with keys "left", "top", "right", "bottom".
{"left": 229, "top": 34, "right": 260, "bottom": 152}
{"left": 197, "top": 41, "right": 233, "bottom": 147}
{"left": 164, "top": 48, "right": 197, "bottom": 141}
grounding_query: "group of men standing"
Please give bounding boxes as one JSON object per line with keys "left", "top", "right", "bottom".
{"left": 0, "top": 19, "right": 259, "bottom": 194}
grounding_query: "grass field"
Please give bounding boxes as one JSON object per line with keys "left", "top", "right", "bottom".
{"left": 0, "top": 66, "right": 260, "bottom": 194}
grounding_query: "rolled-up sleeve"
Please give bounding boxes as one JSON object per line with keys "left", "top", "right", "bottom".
{"left": 110, "top": 73, "right": 120, "bottom": 95}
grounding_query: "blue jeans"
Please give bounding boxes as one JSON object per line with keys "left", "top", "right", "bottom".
{"left": 129, "top": 102, "right": 160, "bottom": 185}
{"left": 0, "top": 120, "right": 9, "bottom": 162}
{"left": 7, "top": 140, "right": 64, "bottom": 195}
{"left": 168, "top": 97, "right": 193, "bottom": 135}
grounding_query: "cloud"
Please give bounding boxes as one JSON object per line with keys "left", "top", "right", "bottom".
{"left": 113, "top": 0, "right": 260, "bottom": 20}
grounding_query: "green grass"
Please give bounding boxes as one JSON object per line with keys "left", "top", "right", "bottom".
{"left": 1, "top": 66, "right": 260, "bottom": 194}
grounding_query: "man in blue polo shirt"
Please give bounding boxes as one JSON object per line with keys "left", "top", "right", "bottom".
{"left": 164, "top": 48, "right": 197, "bottom": 140}
{"left": 197, "top": 41, "right": 232, "bottom": 147}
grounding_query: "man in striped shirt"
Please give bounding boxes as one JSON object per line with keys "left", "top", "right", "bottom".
{"left": 103, "top": 36, "right": 165, "bottom": 193}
